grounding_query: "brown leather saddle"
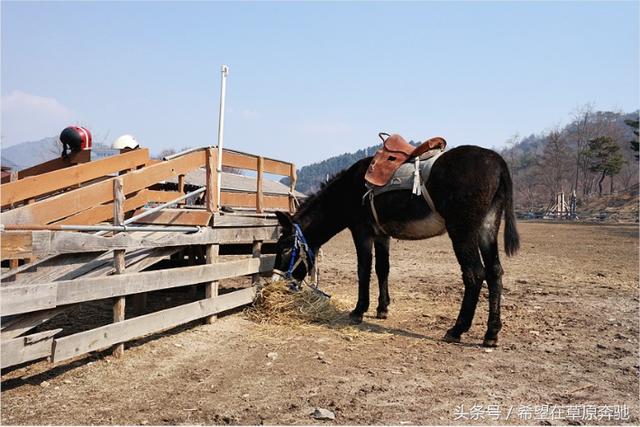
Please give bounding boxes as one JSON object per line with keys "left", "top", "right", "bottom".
{"left": 365, "top": 132, "right": 446, "bottom": 187}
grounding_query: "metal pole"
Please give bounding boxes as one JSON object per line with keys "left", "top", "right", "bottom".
{"left": 216, "top": 65, "right": 229, "bottom": 211}
{"left": 1, "top": 224, "right": 201, "bottom": 233}
{"left": 162, "top": 146, "right": 207, "bottom": 161}
{"left": 92, "top": 187, "right": 206, "bottom": 236}
{"left": 125, "top": 187, "right": 205, "bottom": 225}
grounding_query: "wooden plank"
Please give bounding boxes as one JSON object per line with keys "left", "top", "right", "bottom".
{"left": 54, "top": 190, "right": 147, "bottom": 225}
{"left": 2, "top": 247, "right": 178, "bottom": 340}
{"left": 131, "top": 208, "right": 212, "bottom": 226}
{"left": 221, "top": 150, "right": 292, "bottom": 176}
{"left": 221, "top": 191, "right": 290, "bottom": 210}
{"left": 123, "top": 151, "right": 205, "bottom": 200}
{"left": 52, "top": 286, "right": 257, "bottom": 362}
{"left": 1, "top": 170, "right": 14, "bottom": 185}
{"left": 1, "top": 329, "right": 62, "bottom": 369}
{"left": 1, "top": 149, "right": 149, "bottom": 207}
{"left": 1, "top": 231, "right": 32, "bottom": 260}
{"left": 5, "top": 230, "right": 166, "bottom": 283}
{"left": 1, "top": 231, "right": 48, "bottom": 261}
{"left": 211, "top": 213, "right": 278, "bottom": 227}
{"left": 221, "top": 150, "right": 257, "bottom": 171}
{"left": 263, "top": 158, "right": 292, "bottom": 176}
{"left": 1, "top": 283, "right": 57, "bottom": 316}
{"left": 3, "top": 227, "right": 280, "bottom": 259}
{"left": 1, "top": 150, "right": 205, "bottom": 225}
{"left": 3, "top": 233, "right": 170, "bottom": 283}
{"left": 54, "top": 255, "right": 275, "bottom": 306}
{"left": 5, "top": 151, "right": 91, "bottom": 183}
{"left": 256, "top": 157, "right": 264, "bottom": 213}
{"left": 6, "top": 252, "right": 104, "bottom": 285}
{"left": 54, "top": 190, "right": 185, "bottom": 226}
{"left": 145, "top": 190, "right": 186, "bottom": 203}
{"left": 1, "top": 307, "right": 67, "bottom": 340}
{"left": 82, "top": 246, "right": 179, "bottom": 279}
{"left": 7, "top": 252, "right": 231, "bottom": 319}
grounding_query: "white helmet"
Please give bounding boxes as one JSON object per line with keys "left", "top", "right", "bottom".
{"left": 112, "top": 134, "right": 139, "bottom": 150}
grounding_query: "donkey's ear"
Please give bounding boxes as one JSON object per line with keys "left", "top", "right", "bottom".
{"left": 275, "top": 211, "right": 294, "bottom": 232}
{"left": 378, "top": 132, "right": 390, "bottom": 143}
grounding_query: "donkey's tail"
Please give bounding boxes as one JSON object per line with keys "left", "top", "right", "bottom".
{"left": 500, "top": 162, "right": 520, "bottom": 257}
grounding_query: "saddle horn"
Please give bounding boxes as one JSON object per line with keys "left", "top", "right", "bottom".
{"left": 378, "top": 132, "right": 390, "bottom": 143}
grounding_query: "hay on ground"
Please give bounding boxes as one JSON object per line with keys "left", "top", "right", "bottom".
{"left": 246, "top": 280, "right": 351, "bottom": 326}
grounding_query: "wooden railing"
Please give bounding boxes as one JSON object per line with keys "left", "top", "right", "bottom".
{"left": 218, "top": 148, "right": 297, "bottom": 213}
{"left": 1, "top": 149, "right": 150, "bottom": 208}
{"left": 0, "top": 146, "right": 297, "bottom": 230}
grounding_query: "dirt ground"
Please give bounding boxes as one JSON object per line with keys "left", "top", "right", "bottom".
{"left": 1, "top": 222, "right": 638, "bottom": 425}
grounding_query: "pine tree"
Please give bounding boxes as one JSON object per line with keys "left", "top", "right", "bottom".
{"left": 586, "top": 136, "right": 625, "bottom": 196}
{"left": 624, "top": 119, "right": 639, "bottom": 160}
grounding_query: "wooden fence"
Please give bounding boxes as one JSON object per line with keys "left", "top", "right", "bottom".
{"left": 0, "top": 146, "right": 295, "bottom": 370}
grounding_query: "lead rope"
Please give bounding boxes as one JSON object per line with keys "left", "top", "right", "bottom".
{"left": 288, "top": 191, "right": 300, "bottom": 209}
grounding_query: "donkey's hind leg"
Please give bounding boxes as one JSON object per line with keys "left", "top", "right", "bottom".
{"left": 374, "top": 235, "right": 391, "bottom": 319}
{"left": 444, "top": 234, "right": 485, "bottom": 343}
{"left": 479, "top": 211, "right": 504, "bottom": 347}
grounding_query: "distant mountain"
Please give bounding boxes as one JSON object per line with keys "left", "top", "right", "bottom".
{"left": 1, "top": 137, "right": 61, "bottom": 170}
{"left": 0, "top": 156, "right": 19, "bottom": 170}
{"left": 1, "top": 137, "right": 117, "bottom": 170}
{"left": 288, "top": 140, "right": 420, "bottom": 194}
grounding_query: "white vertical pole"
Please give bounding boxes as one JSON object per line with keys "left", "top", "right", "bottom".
{"left": 216, "top": 65, "right": 229, "bottom": 210}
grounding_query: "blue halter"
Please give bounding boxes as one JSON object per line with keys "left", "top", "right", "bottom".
{"left": 285, "top": 223, "right": 315, "bottom": 281}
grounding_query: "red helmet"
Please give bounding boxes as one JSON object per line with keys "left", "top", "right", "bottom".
{"left": 60, "top": 126, "right": 92, "bottom": 157}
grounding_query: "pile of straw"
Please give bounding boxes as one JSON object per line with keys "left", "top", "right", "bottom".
{"left": 246, "top": 280, "right": 350, "bottom": 326}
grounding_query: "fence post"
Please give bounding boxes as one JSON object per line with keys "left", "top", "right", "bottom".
{"left": 256, "top": 156, "right": 264, "bottom": 213}
{"left": 112, "top": 177, "right": 126, "bottom": 357}
{"left": 252, "top": 240, "right": 263, "bottom": 285}
{"left": 9, "top": 171, "right": 19, "bottom": 270}
{"left": 204, "top": 244, "right": 219, "bottom": 324}
{"left": 204, "top": 147, "right": 219, "bottom": 324}
{"left": 289, "top": 164, "right": 297, "bottom": 213}
{"left": 177, "top": 174, "right": 185, "bottom": 207}
{"left": 205, "top": 148, "right": 219, "bottom": 213}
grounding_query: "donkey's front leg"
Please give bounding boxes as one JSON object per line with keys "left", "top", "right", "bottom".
{"left": 349, "top": 227, "right": 374, "bottom": 324}
{"left": 374, "top": 235, "right": 391, "bottom": 319}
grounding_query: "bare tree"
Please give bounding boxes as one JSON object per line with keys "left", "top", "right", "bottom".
{"left": 537, "top": 129, "right": 571, "bottom": 197}
{"left": 504, "top": 133, "right": 520, "bottom": 176}
{"left": 157, "top": 148, "right": 177, "bottom": 159}
{"left": 567, "top": 103, "right": 596, "bottom": 196}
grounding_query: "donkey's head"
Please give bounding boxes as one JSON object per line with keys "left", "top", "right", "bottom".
{"left": 271, "top": 211, "right": 313, "bottom": 284}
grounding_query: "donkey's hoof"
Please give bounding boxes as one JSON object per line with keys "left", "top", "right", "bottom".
{"left": 482, "top": 338, "right": 498, "bottom": 347}
{"left": 349, "top": 311, "right": 363, "bottom": 324}
{"left": 376, "top": 310, "right": 388, "bottom": 320}
{"left": 443, "top": 332, "right": 460, "bottom": 343}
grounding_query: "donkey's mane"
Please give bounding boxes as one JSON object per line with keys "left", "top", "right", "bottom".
{"left": 295, "top": 168, "right": 348, "bottom": 218}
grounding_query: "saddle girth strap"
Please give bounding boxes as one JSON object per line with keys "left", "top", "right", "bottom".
{"left": 367, "top": 190, "right": 388, "bottom": 235}
{"left": 421, "top": 181, "right": 446, "bottom": 228}
{"left": 367, "top": 181, "right": 445, "bottom": 235}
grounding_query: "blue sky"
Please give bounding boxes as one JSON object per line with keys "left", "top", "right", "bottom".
{"left": 2, "top": 1, "right": 638, "bottom": 167}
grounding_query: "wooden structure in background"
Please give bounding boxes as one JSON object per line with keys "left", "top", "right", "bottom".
{"left": 0, "top": 146, "right": 296, "bottom": 369}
